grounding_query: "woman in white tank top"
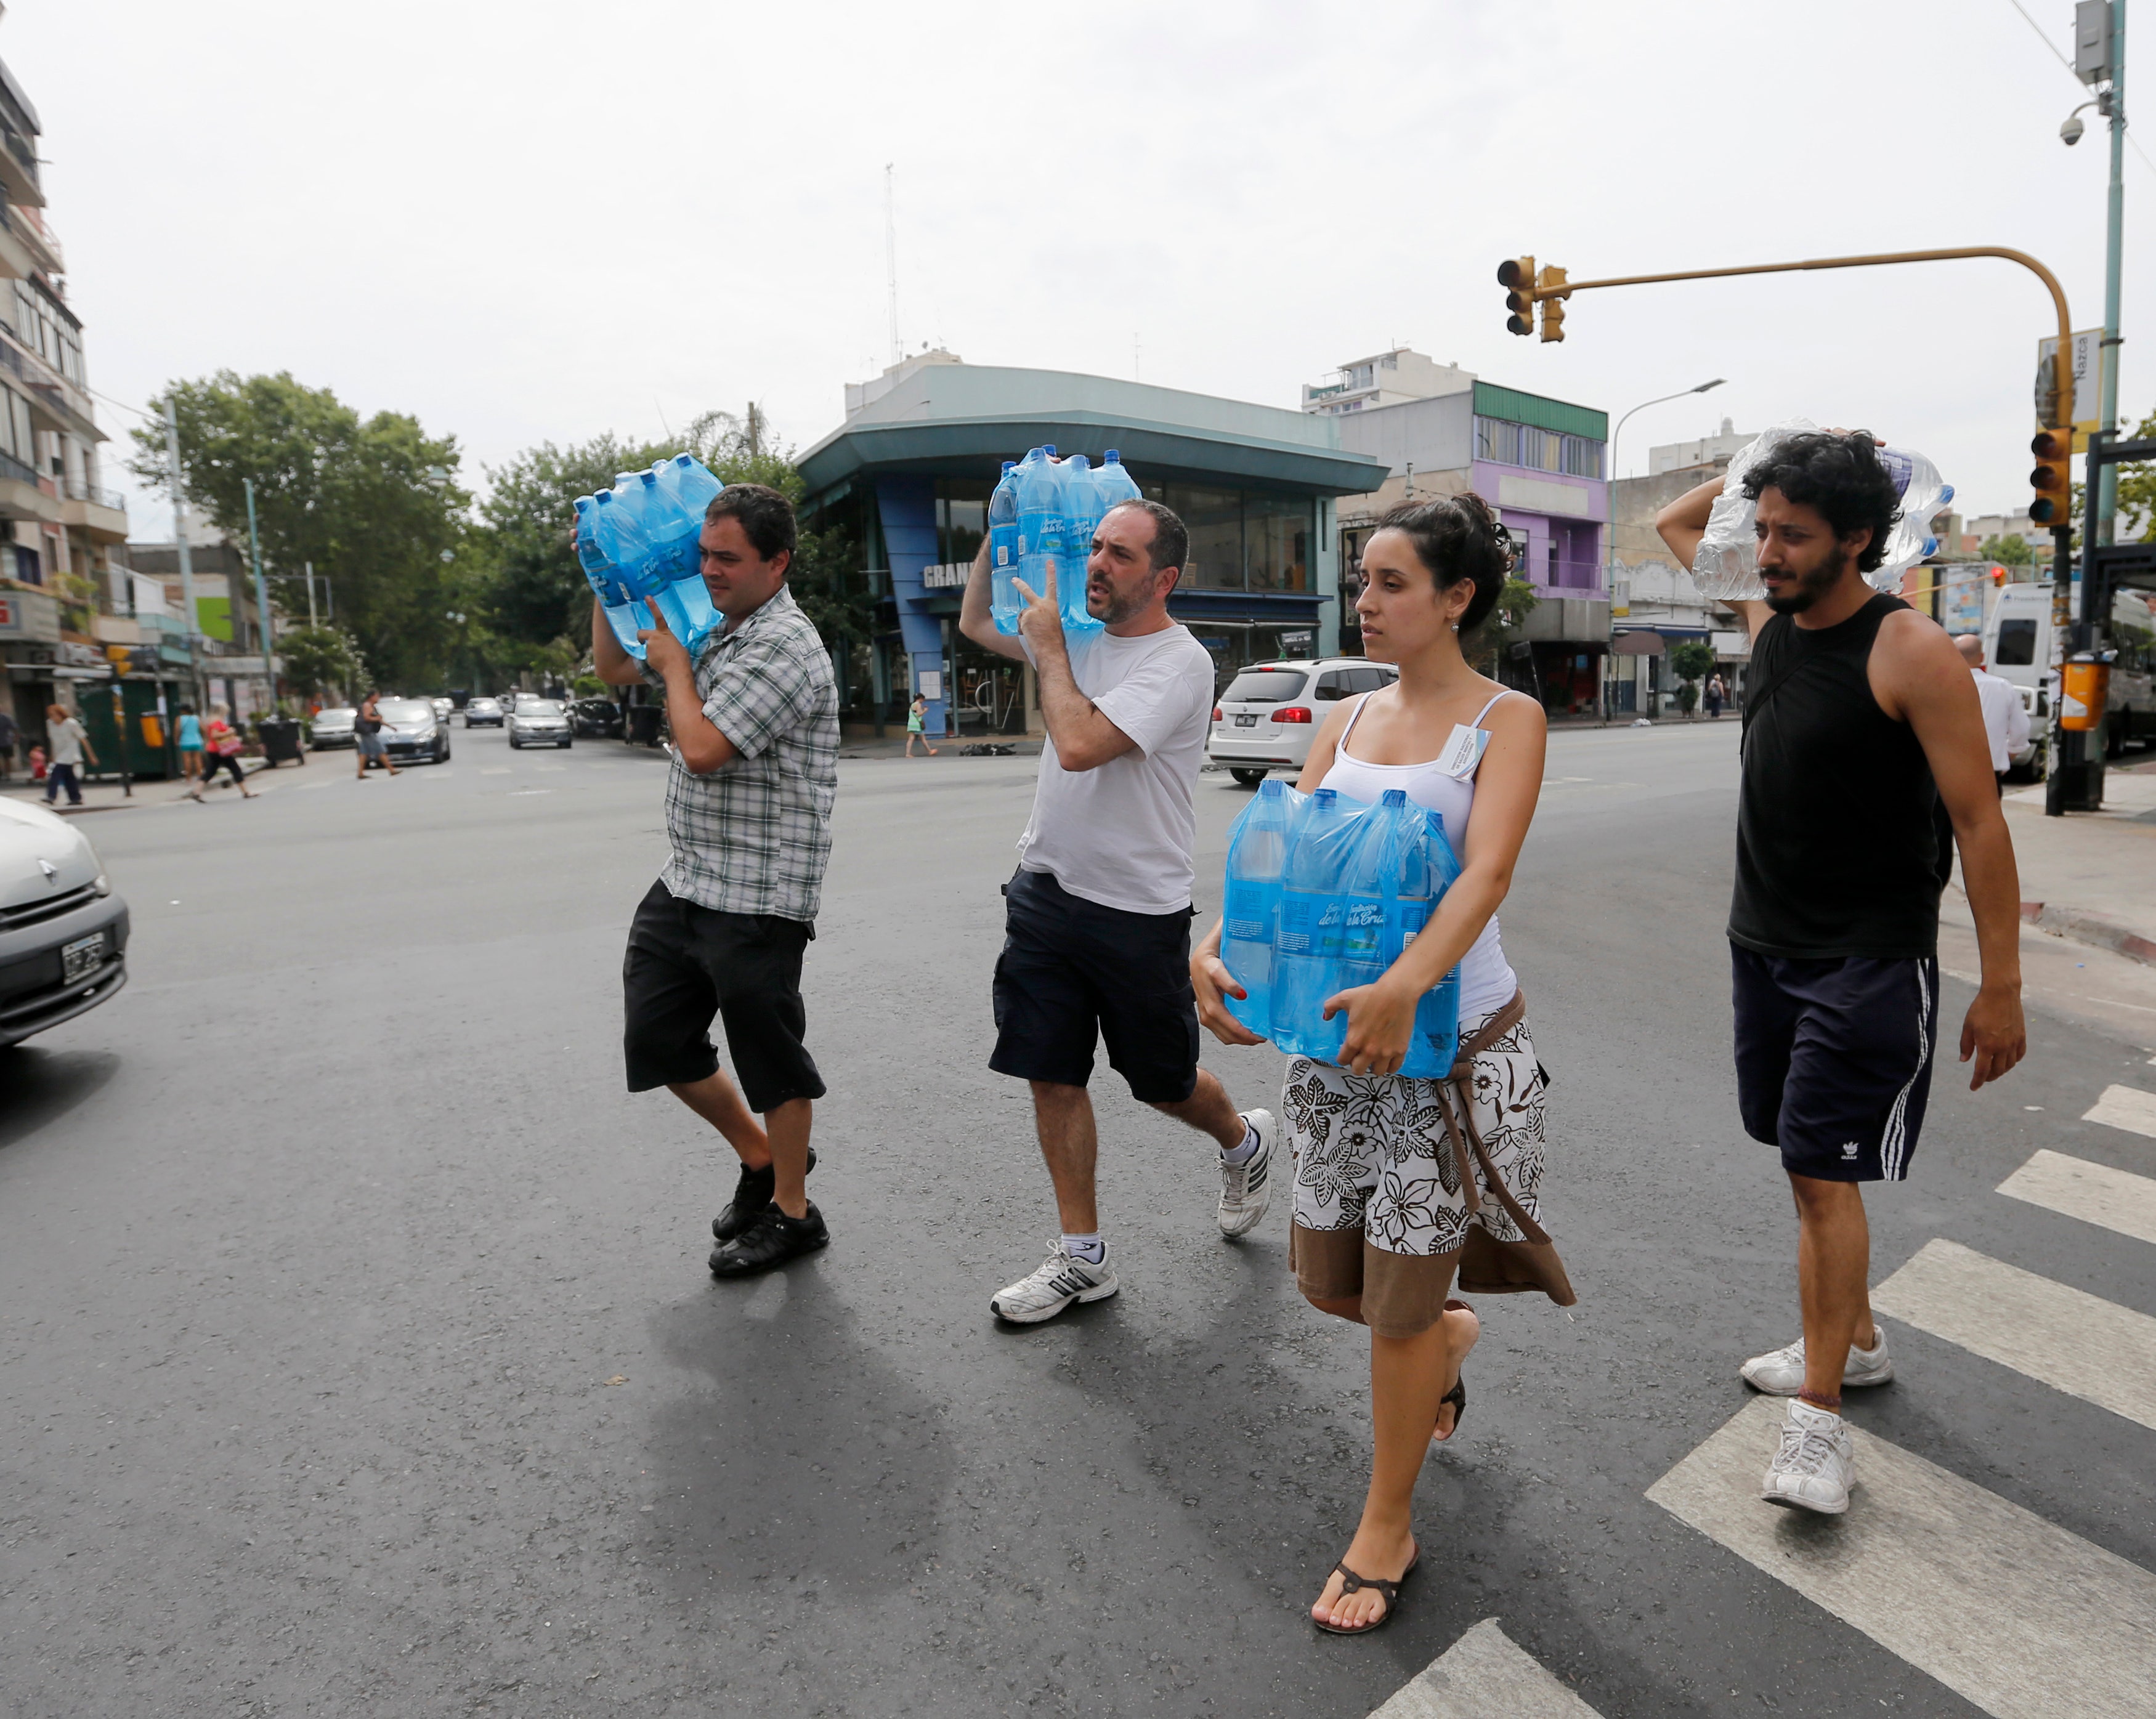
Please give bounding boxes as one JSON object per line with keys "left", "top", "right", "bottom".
{"left": 1191, "top": 493, "right": 1573, "bottom": 1636}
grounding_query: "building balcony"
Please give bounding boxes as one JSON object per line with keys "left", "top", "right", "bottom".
{"left": 0, "top": 115, "right": 42, "bottom": 209}
{"left": 0, "top": 333, "right": 100, "bottom": 442}
{"left": 60, "top": 477, "right": 125, "bottom": 543}
{"left": 0, "top": 445, "right": 58, "bottom": 522}
{"left": 0, "top": 201, "right": 60, "bottom": 275}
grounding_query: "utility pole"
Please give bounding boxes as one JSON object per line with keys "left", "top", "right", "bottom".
{"left": 304, "top": 560, "right": 317, "bottom": 629}
{"left": 243, "top": 477, "right": 274, "bottom": 702}
{"left": 2091, "top": 0, "right": 2128, "bottom": 548}
{"left": 163, "top": 396, "right": 200, "bottom": 706}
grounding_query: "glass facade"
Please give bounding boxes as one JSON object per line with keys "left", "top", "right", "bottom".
{"left": 1140, "top": 482, "right": 1315, "bottom": 592}
{"left": 934, "top": 478, "right": 990, "bottom": 567}
{"left": 1474, "top": 416, "right": 1603, "bottom": 479}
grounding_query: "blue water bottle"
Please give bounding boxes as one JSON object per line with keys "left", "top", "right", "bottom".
{"left": 1095, "top": 448, "right": 1141, "bottom": 509}
{"left": 989, "top": 459, "right": 1023, "bottom": 635}
{"left": 1390, "top": 806, "right": 1463, "bottom": 1076}
{"left": 1015, "top": 448, "right": 1066, "bottom": 625}
{"left": 649, "top": 454, "right": 724, "bottom": 647}
{"left": 577, "top": 496, "right": 650, "bottom": 660}
{"left": 1222, "top": 779, "right": 1294, "bottom": 1035}
{"left": 1273, "top": 788, "right": 1358, "bottom": 1061}
{"left": 1059, "top": 455, "right": 1105, "bottom": 636}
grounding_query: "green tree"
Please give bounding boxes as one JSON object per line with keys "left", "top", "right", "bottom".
{"left": 277, "top": 624, "right": 369, "bottom": 702}
{"left": 2118, "top": 403, "right": 2156, "bottom": 542}
{"left": 1464, "top": 575, "right": 1538, "bottom": 673}
{"left": 125, "top": 371, "right": 469, "bottom": 690}
{"left": 1979, "top": 533, "right": 2035, "bottom": 567}
{"left": 1670, "top": 638, "right": 1718, "bottom": 716}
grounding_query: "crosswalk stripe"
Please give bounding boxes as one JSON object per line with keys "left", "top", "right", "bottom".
{"left": 1647, "top": 1395, "right": 2156, "bottom": 1719}
{"left": 1872, "top": 1237, "right": 2156, "bottom": 1431}
{"left": 1998, "top": 1149, "right": 2156, "bottom": 1246}
{"left": 2083, "top": 1083, "right": 2156, "bottom": 1139}
{"left": 1368, "top": 1618, "right": 1603, "bottom": 1719}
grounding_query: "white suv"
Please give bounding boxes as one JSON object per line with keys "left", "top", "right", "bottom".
{"left": 1206, "top": 657, "right": 1398, "bottom": 786}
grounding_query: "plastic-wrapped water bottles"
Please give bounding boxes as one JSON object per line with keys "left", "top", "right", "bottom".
{"left": 1060, "top": 454, "right": 1101, "bottom": 633}
{"left": 574, "top": 453, "right": 729, "bottom": 660}
{"left": 989, "top": 460, "right": 1021, "bottom": 635}
{"left": 1015, "top": 447, "right": 1066, "bottom": 622}
{"left": 1387, "top": 799, "right": 1464, "bottom": 1076}
{"left": 1221, "top": 778, "right": 1292, "bottom": 1033}
{"left": 1690, "top": 419, "right": 1958, "bottom": 601}
{"left": 1095, "top": 448, "right": 1141, "bottom": 510}
{"left": 1271, "top": 788, "right": 1359, "bottom": 1063}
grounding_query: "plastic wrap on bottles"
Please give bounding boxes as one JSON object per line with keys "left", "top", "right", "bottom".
{"left": 1221, "top": 778, "right": 1297, "bottom": 1034}
{"left": 1689, "top": 419, "right": 1957, "bottom": 601}
{"left": 989, "top": 459, "right": 1023, "bottom": 635}
{"left": 574, "top": 452, "right": 731, "bottom": 660}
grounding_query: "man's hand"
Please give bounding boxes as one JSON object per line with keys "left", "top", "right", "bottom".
{"left": 1192, "top": 928, "right": 1266, "bottom": 1047}
{"left": 1326, "top": 973, "right": 1419, "bottom": 1077}
{"left": 638, "top": 604, "right": 692, "bottom": 681}
{"left": 1011, "top": 561, "right": 1063, "bottom": 653}
{"left": 1959, "top": 983, "right": 2027, "bottom": 1090}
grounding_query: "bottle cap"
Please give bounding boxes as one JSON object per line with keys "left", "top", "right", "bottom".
{"left": 1313, "top": 788, "right": 1336, "bottom": 804}
{"left": 1104, "top": 448, "right": 1120, "bottom": 462}
{"left": 1002, "top": 461, "right": 1016, "bottom": 472}
{"left": 1044, "top": 444, "right": 1058, "bottom": 457}
{"left": 594, "top": 490, "right": 615, "bottom": 505}
{"left": 639, "top": 471, "right": 659, "bottom": 486}
{"left": 1382, "top": 788, "right": 1406, "bottom": 804}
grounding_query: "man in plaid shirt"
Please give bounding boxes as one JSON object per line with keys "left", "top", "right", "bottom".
{"left": 593, "top": 482, "right": 840, "bottom": 1277}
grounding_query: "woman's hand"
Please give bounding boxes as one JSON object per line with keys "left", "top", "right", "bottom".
{"left": 1326, "top": 973, "right": 1419, "bottom": 1077}
{"left": 1191, "top": 922, "right": 1265, "bottom": 1046}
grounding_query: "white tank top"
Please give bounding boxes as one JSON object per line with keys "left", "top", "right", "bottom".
{"left": 1318, "top": 688, "right": 1520, "bottom": 1019}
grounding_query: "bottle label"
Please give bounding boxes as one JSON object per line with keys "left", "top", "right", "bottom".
{"left": 1277, "top": 894, "right": 1340, "bottom": 955}
{"left": 1341, "top": 899, "right": 1385, "bottom": 961}
{"left": 1223, "top": 880, "right": 1273, "bottom": 944}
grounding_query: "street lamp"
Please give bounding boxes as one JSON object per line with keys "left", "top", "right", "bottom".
{"left": 1603, "top": 378, "right": 1726, "bottom": 721}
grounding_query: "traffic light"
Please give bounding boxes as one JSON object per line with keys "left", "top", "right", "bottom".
{"left": 1497, "top": 256, "right": 1536, "bottom": 336}
{"left": 1536, "top": 265, "right": 1568, "bottom": 343}
{"left": 2028, "top": 427, "right": 2073, "bottom": 526}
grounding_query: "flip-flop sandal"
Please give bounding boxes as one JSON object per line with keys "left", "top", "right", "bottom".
{"left": 1434, "top": 1297, "right": 1474, "bottom": 1443}
{"left": 1312, "top": 1542, "right": 1420, "bottom": 1636}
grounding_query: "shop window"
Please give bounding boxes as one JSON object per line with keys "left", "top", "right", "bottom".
{"left": 1162, "top": 484, "right": 1243, "bottom": 589}
{"left": 1247, "top": 493, "right": 1311, "bottom": 592}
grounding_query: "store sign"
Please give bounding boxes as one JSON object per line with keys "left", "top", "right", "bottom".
{"left": 917, "top": 669, "right": 943, "bottom": 700}
{"left": 920, "top": 562, "right": 969, "bottom": 589}
{"left": 1279, "top": 630, "right": 1313, "bottom": 655}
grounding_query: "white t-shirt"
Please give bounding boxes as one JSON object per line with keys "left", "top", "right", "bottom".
{"left": 49, "top": 716, "right": 87, "bottom": 767}
{"left": 1970, "top": 668, "right": 2030, "bottom": 773}
{"left": 1016, "top": 625, "right": 1217, "bottom": 915}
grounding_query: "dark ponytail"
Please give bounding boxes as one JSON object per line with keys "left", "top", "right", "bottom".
{"left": 1374, "top": 491, "right": 1514, "bottom": 631}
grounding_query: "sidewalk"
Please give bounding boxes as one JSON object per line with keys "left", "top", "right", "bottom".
{"left": 836, "top": 733, "right": 1042, "bottom": 761}
{"left": 1968, "top": 758, "right": 2156, "bottom": 967}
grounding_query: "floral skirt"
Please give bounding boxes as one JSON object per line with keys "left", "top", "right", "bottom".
{"left": 1285, "top": 1005, "right": 1550, "bottom": 1262}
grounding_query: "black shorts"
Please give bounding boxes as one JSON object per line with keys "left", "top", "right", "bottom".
{"left": 1731, "top": 943, "right": 1939, "bottom": 1183}
{"left": 622, "top": 879, "right": 825, "bottom": 1113}
{"left": 989, "top": 867, "right": 1200, "bottom": 1104}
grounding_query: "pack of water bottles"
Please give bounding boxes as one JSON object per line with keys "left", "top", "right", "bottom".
{"left": 574, "top": 453, "right": 729, "bottom": 660}
{"left": 1220, "top": 780, "right": 1466, "bottom": 1077}
{"left": 1689, "top": 419, "right": 1956, "bottom": 602}
{"left": 987, "top": 447, "right": 1145, "bottom": 638}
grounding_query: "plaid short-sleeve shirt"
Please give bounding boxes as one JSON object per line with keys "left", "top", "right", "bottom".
{"left": 649, "top": 584, "right": 839, "bottom": 923}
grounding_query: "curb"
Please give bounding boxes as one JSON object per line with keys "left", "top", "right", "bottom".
{"left": 2020, "top": 900, "right": 2156, "bottom": 968}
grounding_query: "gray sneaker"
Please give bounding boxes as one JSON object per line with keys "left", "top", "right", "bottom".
{"left": 991, "top": 1240, "right": 1119, "bottom": 1324}
{"left": 1740, "top": 1329, "right": 1895, "bottom": 1396}
{"left": 1217, "top": 1109, "right": 1275, "bottom": 1238}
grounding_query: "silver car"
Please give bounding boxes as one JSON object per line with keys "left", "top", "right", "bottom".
{"left": 0, "top": 796, "right": 129, "bottom": 1046}
{"left": 309, "top": 706, "right": 358, "bottom": 750}
{"left": 374, "top": 697, "right": 452, "bottom": 766}
{"left": 464, "top": 697, "right": 504, "bottom": 728}
{"left": 507, "top": 698, "right": 573, "bottom": 750}
{"left": 1206, "top": 658, "right": 1398, "bottom": 786}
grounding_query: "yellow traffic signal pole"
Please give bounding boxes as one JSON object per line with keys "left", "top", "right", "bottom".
{"left": 1501, "top": 246, "right": 2081, "bottom": 803}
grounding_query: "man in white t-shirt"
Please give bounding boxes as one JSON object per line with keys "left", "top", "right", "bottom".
{"left": 1953, "top": 633, "right": 2030, "bottom": 790}
{"left": 960, "top": 492, "right": 1276, "bottom": 1324}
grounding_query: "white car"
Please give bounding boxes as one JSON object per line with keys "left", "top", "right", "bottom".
{"left": 506, "top": 698, "right": 572, "bottom": 750}
{"left": 1206, "top": 657, "right": 1399, "bottom": 786}
{"left": 0, "top": 796, "right": 128, "bottom": 1046}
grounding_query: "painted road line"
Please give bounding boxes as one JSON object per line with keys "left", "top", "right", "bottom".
{"left": 1872, "top": 1237, "right": 2156, "bottom": 1431}
{"left": 1998, "top": 1149, "right": 2156, "bottom": 1247}
{"left": 1648, "top": 1395, "right": 2156, "bottom": 1719}
{"left": 2084, "top": 1084, "right": 2156, "bottom": 1139}
{"left": 1369, "top": 1619, "right": 1603, "bottom": 1719}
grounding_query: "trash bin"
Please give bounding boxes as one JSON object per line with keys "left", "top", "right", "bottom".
{"left": 627, "top": 704, "right": 665, "bottom": 748}
{"left": 257, "top": 717, "right": 306, "bottom": 766}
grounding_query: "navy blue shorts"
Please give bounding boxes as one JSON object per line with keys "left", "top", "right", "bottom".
{"left": 1730, "top": 944, "right": 1939, "bottom": 1183}
{"left": 989, "top": 867, "right": 1199, "bottom": 1104}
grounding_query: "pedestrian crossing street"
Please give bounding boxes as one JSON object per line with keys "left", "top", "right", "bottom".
{"left": 1368, "top": 1080, "right": 2156, "bottom": 1718}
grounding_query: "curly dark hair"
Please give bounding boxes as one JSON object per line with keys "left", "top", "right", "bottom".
{"left": 1738, "top": 431, "right": 1902, "bottom": 573}
{"left": 704, "top": 482, "right": 797, "bottom": 566}
{"left": 1373, "top": 491, "right": 1514, "bottom": 630}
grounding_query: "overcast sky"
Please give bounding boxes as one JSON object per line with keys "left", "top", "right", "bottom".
{"left": 14, "top": 0, "right": 2150, "bottom": 537}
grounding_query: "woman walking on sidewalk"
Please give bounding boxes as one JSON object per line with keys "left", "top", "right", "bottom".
{"left": 1193, "top": 494, "right": 1574, "bottom": 1636}
{"left": 905, "top": 692, "right": 938, "bottom": 758}
{"left": 188, "top": 703, "right": 257, "bottom": 800}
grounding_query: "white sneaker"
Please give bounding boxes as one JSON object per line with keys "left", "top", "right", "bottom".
{"left": 990, "top": 1240, "right": 1119, "bottom": 1324}
{"left": 1217, "top": 1109, "right": 1275, "bottom": 1238}
{"left": 1740, "top": 1329, "right": 1894, "bottom": 1396}
{"left": 1761, "top": 1398, "right": 1856, "bottom": 1515}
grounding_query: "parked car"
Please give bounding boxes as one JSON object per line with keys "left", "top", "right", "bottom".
{"left": 569, "top": 697, "right": 624, "bottom": 738}
{"left": 0, "top": 796, "right": 129, "bottom": 1048}
{"left": 1205, "top": 658, "right": 1400, "bottom": 785}
{"left": 373, "top": 697, "right": 452, "bottom": 766}
{"left": 431, "top": 697, "right": 453, "bottom": 721}
{"left": 464, "top": 697, "right": 504, "bottom": 728}
{"left": 309, "top": 706, "right": 358, "bottom": 750}
{"left": 508, "top": 698, "right": 572, "bottom": 750}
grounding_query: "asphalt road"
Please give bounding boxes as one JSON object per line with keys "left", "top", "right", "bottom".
{"left": 3, "top": 718, "right": 2152, "bottom": 1718}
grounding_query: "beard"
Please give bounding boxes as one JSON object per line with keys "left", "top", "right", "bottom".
{"left": 1762, "top": 554, "right": 1847, "bottom": 615}
{"left": 1093, "top": 573, "right": 1152, "bottom": 626}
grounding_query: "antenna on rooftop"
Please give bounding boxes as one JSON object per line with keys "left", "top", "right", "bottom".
{"left": 883, "top": 163, "right": 901, "bottom": 369}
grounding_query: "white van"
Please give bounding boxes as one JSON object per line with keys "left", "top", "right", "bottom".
{"left": 1206, "top": 657, "right": 1399, "bottom": 786}
{"left": 1980, "top": 581, "right": 2156, "bottom": 770}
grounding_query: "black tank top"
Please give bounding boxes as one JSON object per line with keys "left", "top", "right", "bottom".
{"left": 1729, "top": 593, "right": 1942, "bottom": 960}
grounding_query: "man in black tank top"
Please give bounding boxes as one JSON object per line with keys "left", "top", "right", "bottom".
{"left": 1658, "top": 431, "right": 2025, "bottom": 1518}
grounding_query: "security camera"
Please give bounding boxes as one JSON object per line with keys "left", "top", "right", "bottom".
{"left": 2061, "top": 114, "right": 2086, "bottom": 145}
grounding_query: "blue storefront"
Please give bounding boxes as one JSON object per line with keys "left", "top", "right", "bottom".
{"left": 798, "top": 358, "right": 1390, "bottom": 736}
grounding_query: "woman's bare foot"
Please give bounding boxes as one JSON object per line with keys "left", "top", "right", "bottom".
{"left": 1310, "top": 1521, "right": 1417, "bottom": 1632}
{"left": 1433, "top": 1300, "right": 1481, "bottom": 1443}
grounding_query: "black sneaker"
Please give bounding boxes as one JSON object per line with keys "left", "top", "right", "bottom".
{"left": 708, "top": 1202, "right": 830, "bottom": 1278}
{"left": 711, "top": 1146, "right": 818, "bottom": 1243}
